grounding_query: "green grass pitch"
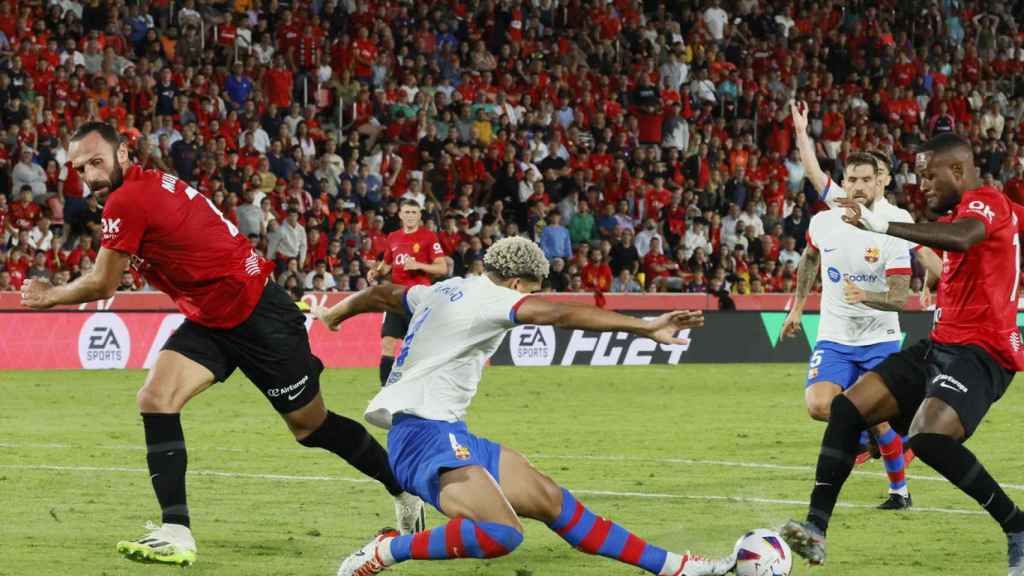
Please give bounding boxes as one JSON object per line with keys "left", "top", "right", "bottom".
{"left": 3, "top": 365, "right": 1022, "bottom": 575}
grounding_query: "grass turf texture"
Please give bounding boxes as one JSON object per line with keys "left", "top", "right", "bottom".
{"left": 2, "top": 365, "right": 1022, "bottom": 575}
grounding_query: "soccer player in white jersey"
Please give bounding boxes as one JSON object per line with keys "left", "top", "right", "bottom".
{"left": 315, "top": 237, "right": 735, "bottom": 576}
{"left": 780, "top": 149, "right": 916, "bottom": 510}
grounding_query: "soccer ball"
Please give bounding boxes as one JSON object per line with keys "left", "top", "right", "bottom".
{"left": 733, "top": 528, "right": 793, "bottom": 576}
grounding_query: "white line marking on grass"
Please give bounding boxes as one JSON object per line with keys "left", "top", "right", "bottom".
{"left": 6, "top": 443, "right": 1024, "bottom": 491}
{"left": 571, "top": 490, "right": 985, "bottom": 516}
{"left": 531, "top": 453, "right": 1024, "bottom": 491}
{"left": 0, "top": 464, "right": 374, "bottom": 484}
{"left": 0, "top": 463, "right": 986, "bottom": 516}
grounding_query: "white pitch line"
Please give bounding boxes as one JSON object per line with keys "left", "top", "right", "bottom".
{"left": 0, "top": 464, "right": 374, "bottom": 484}
{"left": 531, "top": 453, "right": 1024, "bottom": 491}
{"left": 5, "top": 442, "right": 1024, "bottom": 491}
{"left": 0, "top": 462, "right": 985, "bottom": 516}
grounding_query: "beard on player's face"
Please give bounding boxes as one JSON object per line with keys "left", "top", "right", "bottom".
{"left": 89, "top": 160, "right": 124, "bottom": 205}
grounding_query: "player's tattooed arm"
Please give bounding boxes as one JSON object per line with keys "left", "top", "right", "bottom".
{"left": 314, "top": 284, "right": 408, "bottom": 330}
{"left": 843, "top": 274, "right": 911, "bottom": 311}
{"left": 781, "top": 245, "right": 819, "bottom": 339}
{"left": 20, "top": 247, "right": 128, "bottom": 309}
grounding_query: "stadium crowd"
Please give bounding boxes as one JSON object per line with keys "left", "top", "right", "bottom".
{"left": 0, "top": 0, "right": 1022, "bottom": 298}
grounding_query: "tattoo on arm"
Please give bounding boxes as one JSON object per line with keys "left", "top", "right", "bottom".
{"left": 794, "top": 246, "right": 820, "bottom": 307}
{"left": 860, "top": 274, "right": 911, "bottom": 312}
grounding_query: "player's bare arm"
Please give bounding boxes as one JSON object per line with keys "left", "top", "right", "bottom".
{"left": 782, "top": 244, "right": 819, "bottom": 339}
{"left": 914, "top": 246, "right": 942, "bottom": 285}
{"left": 842, "top": 274, "right": 911, "bottom": 312}
{"left": 314, "top": 284, "right": 407, "bottom": 330}
{"left": 838, "top": 198, "right": 986, "bottom": 252}
{"left": 21, "top": 247, "right": 129, "bottom": 309}
{"left": 790, "top": 100, "right": 829, "bottom": 193}
{"left": 367, "top": 261, "right": 391, "bottom": 282}
{"left": 514, "top": 298, "right": 703, "bottom": 346}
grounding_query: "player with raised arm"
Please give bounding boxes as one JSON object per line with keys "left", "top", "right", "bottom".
{"left": 19, "top": 122, "right": 423, "bottom": 567}
{"left": 781, "top": 133, "right": 1024, "bottom": 574}
{"left": 315, "top": 237, "right": 735, "bottom": 576}
{"left": 367, "top": 198, "right": 446, "bottom": 387}
{"left": 780, "top": 152, "right": 915, "bottom": 510}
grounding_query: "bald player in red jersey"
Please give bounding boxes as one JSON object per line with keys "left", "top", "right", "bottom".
{"left": 20, "top": 122, "right": 422, "bottom": 567}
{"left": 367, "top": 198, "right": 446, "bottom": 387}
{"left": 782, "top": 133, "right": 1024, "bottom": 574}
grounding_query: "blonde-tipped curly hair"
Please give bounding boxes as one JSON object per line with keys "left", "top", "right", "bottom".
{"left": 483, "top": 237, "right": 550, "bottom": 282}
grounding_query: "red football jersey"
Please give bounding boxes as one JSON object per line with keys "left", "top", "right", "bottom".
{"left": 101, "top": 166, "right": 275, "bottom": 329}
{"left": 382, "top": 227, "right": 444, "bottom": 287}
{"left": 932, "top": 186, "right": 1024, "bottom": 371}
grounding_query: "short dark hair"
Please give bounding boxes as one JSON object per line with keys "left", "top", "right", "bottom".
{"left": 71, "top": 121, "right": 121, "bottom": 149}
{"left": 845, "top": 152, "right": 878, "bottom": 174}
{"left": 399, "top": 198, "right": 422, "bottom": 209}
{"left": 865, "top": 150, "right": 890, "bottom": 172}
{"left": 919, "top": 132, "right": 973, "bottom": 158}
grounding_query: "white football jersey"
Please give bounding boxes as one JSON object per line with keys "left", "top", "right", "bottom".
{"left": 807, "top": 208, "right": 913, "bottom": 346}
{"left": 364, "top": 275, "right": 526, "bottom": 429}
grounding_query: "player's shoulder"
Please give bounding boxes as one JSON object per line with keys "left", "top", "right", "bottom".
{"left": 809, "top": 208, "right": 841, "bottom": 227}
{"left": 878, "top": 201, "right": 914, "bottom": 223}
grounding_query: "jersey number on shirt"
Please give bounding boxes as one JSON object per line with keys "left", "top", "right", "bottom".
{"left": 162, "top": 174, "right": 239, "bottom": 237}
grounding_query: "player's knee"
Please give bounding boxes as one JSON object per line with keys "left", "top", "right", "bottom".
{"left": 137, "top": 382, "right": 183, "bottom": 412}
{"left": 474, "top": 521, "right": 524, "bottom": 558}
{"left": 535, "top": 477, "right": 565, "bottom": 523}
{"left": 807, "top": 398, "right": 831, "bottom": 421}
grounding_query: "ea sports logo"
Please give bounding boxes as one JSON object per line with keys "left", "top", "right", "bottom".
{"left": 78, "top": 313, "right": 131, "bottom": 369}
{"left": 509, "top": 324, "right": 556, "bottom": 366}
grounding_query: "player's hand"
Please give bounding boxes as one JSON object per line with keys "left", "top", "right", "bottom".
{"left": 919, "top": 284, "right": 933, "bottom": 308}
{"left": 642, "top": 310, "right": 704, "bottom": 345}
{"left": 402, "top": 259, "right": 421, "bottom": 271}
{"left": 20, "top": 278, "right": 57, "bottom": 310}
{"left": 843, "top": 279, "right": 866, "bottom": 304}
{"left": 790, "top": 100, "right": 809, "bottom": 133}
{"left": 313, "top": 304, "right": 342, "bottom": 331}
{"left": 780, "top": 309, "right": 802, "bottom": 339}
{"left": 366, "top": 268, "right": 378, "bottom": 282}
{"left": 837, "top": 198, "right": 890, "bottom": 233}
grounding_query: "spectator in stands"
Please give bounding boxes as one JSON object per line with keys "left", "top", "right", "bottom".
{"left": 611, "top": 269, "right": 643, "bottom": 293}
{"left": 12, "top": 149, "right": 46, "bottom": 202}
{"left": 539, "top": 211, "right": 571, "bottom": 261}
{"left": 268, "top": 208, "right": 307, "bottom": 272}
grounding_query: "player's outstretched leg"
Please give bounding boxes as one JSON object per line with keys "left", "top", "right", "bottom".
{"left": 873, "top": 423, "right": 911, "bottom": 510}
{"left": 905, "top": 398, "right": 1024, "bottom": 575}
{"left": 117, "top": 351, "right": 213, "bottom": 566}
{"left": 284, "top": 393, "right": 424, "bottom": 533}
{"left": 498, "top": 448, "right": 735, "bottom": 576}
{"left": 337, "top": 465, "right": 524, "bottom": 575}
{"left": 782, "top": 372, "right": 898, "bottom": 565}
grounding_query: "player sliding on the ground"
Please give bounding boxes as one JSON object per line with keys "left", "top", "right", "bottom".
{"left": 781, "top": 133, "right": 1024, "bottom": 574}
{"left": 315, "top": 237, "right": 735, "bottom": 576}
{"left": 19, "top": 121, "right": 424, "bottom": 567}
{"left": 784, "top": 99, "right": 919, "bottom": 510}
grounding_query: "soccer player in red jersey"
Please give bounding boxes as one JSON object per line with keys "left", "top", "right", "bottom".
{"left": 19, "top": 122, "right": 423, "bottom": 567}
{"left": 367, "top": 199, "right": 446, "bottom": 387}
{"left": 782, "top": 134, "right": 1024, "bottom": 574}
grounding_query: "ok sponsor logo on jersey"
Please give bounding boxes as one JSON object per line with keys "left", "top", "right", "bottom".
{"left": 101, "top": 218, "right": 121, "bottom": 235}
{"left": 966, "top": 200, "right": 996, "bottom": 223}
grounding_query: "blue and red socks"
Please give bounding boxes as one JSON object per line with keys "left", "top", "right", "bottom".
{"left": 387, "top": 517, "right": 522, "bottom": 562}
{"left": 548, "top": 488, "right": 688, "bottom": 575}
{"left": 877, "top": 428, "right": 909, "bottom": 496}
